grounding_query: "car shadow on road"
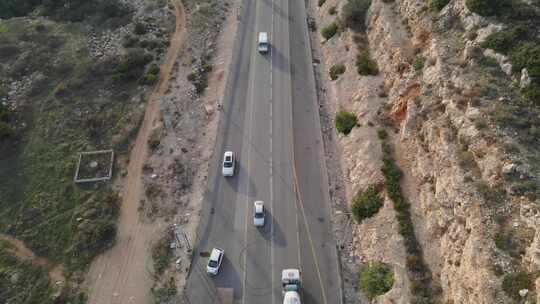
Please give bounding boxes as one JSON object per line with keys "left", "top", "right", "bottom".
{"left": 270, "top": 47, "right": 290, "bottom": 73}
{"left": 214, "top": 254, "right": 243, "bottom": 300}
{"left": 259, "top": 209, "right": 287, "bottom": 247}
{"left": 223, "top": 159, "right": 259, "bottom": 198}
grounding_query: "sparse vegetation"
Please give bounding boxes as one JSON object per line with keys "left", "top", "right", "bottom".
{"left": 358, "top": 262, "right": 394, "bottom": 299}
{"left": 335, "top": 110, "right": 358, "bottom": 135}
{"left": 380, "top": 134, "right": 438, "bottom": 303}
{"left": 0, "top": 0, "right": 172, "bottom": 279}
{"left": 356, "top": 52, "right": 379, "bottom": 75}
{"left": 321, "top": 22, "right": 339, "bottom": 40}
{"left": 413, "top": 56, "right": 425, "bottom": 72}
{"left": 502, "top": 271, "right": 537, "bottom": 301}
{"left": 481, "top": 25, "right": 529, "bottom": 55}
{"left": 351, "top": 185, "right": 382, "bottom": 223}
{"left": 0, "top": 242, "right": 86, "bottom": 304}
{"left": 428, "top": 0, "right": 450, "bottom": 11}
{"left": 152, "top": 276, "right": 178, "bottom": 303}
{"left": 113, "top": 47, "right": 154, "bottom": 82}
{"left": 329, "top": 6, "right": 337, "bottom": 15}
{"left": 0, "top": 0, "right": 132, "bottom": 27}
{"left": 187, "top": 59, "right": 213, "bottom": 94}
{"left": 341, "top": 0, "right": 372, "bottom": 31}
{"left": 142, "top": 63, "right": 160, "bottom": 85}
{"left": 152, "top": 232, "right": 173, "bottom": 275}
{"left": 329, "top": 64, "right": 346, "bottom": 80}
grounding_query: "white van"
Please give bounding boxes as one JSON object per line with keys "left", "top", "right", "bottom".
{"left": 258, "top": 32, "right": 269, "bottom": 53}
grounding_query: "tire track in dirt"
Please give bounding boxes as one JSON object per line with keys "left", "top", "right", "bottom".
{"left": 0, "top": 234, "right": 66, "bottom": 283}
{"left": 85, "top": 2, "right": 186, "bottom": 304}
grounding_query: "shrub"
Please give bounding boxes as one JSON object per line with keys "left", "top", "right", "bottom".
{"left": 510, "top": 42, "right": 540, "bottom": 77}
{"left": 318, "top": 0, "right": 326, "bottom": 6}
{"left": 113, "top": 48, "right": 153, "bottom": 81}
{"left": 502, "top": 271, "right": 534, "bottom": 300}
{"left": 341, "top": 0, "right": 372, "bottom": 31}
{"left": 413, "top": 56, "right": 425, "bottom": 72}
{"left": 429, "top": 0, "right": 449, "bottom": 11}
{"left": 321, "top": 22, "right": 339, "bottom": 40}
{"left": 377, "top": 129, "right": 387, "bottom": 140}
{"left": 335, "top": 110, "right": 357, "bottom": 135}
{"left": 134, "top": 22, "right": 147, "bottom": 35}
{"left": 152, "top": 233, "right": 173, "bottom": 275}
{"left": 522, "top": 85, "right": 540, "bottom": 106}
{"left": 329, "top": 64, "right": 346, "bottom": 80}
{"left": 465, "top": 0, "right": 499, "bottom": 16}
{"left": 481, "top": 25, "right": 528, "bottom": 54}
{"left": 329, "top": 6, "right": 337, "bottom": 15}
{"left": 359, "top": 262, "right": 395, "bottom": 299}
{"left": 356, "top": 52, "right": 379, "bottom": 75}
{"left": 351, "top": 185, "right": 382, "bottom": 223}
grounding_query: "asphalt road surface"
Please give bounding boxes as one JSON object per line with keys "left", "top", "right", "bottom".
{"left": 185, "top": 0, "right": 342, "bottom": 302}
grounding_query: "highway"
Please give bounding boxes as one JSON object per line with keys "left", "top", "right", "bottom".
{"left": 184, "top": 0, "right": 342, "bottom": 302}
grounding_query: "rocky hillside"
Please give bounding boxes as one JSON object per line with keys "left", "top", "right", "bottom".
{"left": 310, "top": 0, "right": 540, "bottom": 302}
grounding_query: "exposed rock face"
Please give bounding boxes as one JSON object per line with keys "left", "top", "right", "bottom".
{"left": 311, "top": 0, "right": 539, "bottom": 302}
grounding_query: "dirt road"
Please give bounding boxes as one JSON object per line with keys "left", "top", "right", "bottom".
{"left": 85, "top": 2, "right": 186, "bottom": 304}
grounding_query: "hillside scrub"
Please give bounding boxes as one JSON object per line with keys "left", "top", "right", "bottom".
{"left": 321, "top": 22, "right": 339, "bottom": 40}
{"left": 428, "top": 0, "right": 450, "bottom": 11}
{"left": 380, "top": 136, "right": 439, "bottom": 303}
{"left": 0, "top": 0, "right": 131, "bottom": 27}
{"left": 351, "top": 185, "right": 382, "bottom": 223}
{"left": 0, "top": 0, "right": 172, "bottom": 274}
{"left": 335, "top": 110, "right": 358, "bottom": 135}
{"left": 341, "top": 0, "right": 372, "bottom": 31}
{"left": 356, "top": 52, "right": 379, "bottom": 75}
{"left": 359, "top": 262, "right": 395, "bottom": 299}
{"left": 329, "top": 64, "right": 346, "bottom": 80}
{"left": 0, "top": 241, "right": 86, "bottom": 303}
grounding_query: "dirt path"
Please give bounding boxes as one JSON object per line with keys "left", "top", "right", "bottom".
{"left": 84, "top": 2, "right": 186, "bottom": 304}
{"left": 0, "top": 234, "right": 65, "bottom": 283}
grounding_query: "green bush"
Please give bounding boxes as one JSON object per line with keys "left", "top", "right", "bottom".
{"left": 377, "top": 129, "right": 388, "bottom": 140}
{"left": 341, "top": 0, "right": 372, "bottom": 31}
{"left": 134, "top": 22, "right": 147, "bottom": 35}
{"left": 413, "top": 56, "right": 425, "bottom": 72}
{"left": 510, "top": 42, "right": 540, "bottom": 77}
{"left": 522, "top": 85, "right": 540, "bottom": 106}
{"left": 329, "top": 64, "right": 346, "bottom": 80}
{"left": 321, "top": 22, "right": 339, "bottom": 40}
{"left": 329, "top": 6, "right": 337, "bottom": 15}
{"left": 351, "top": 185, "right": 382, "bottom": 223}
{"left": 359, "top": 262, "right": 395, "bottom": 299}
{"left": 318, "top": 0, "right": 326, "bottom": 6}
{"left": 465, "top": 0, "right": 500, "bottom": 16}
{"left": 356, "top": 52, "right": 379, "bottom": 75}
{"left": 429, "top": 0, "right": 450, "bottom": 11}
{"left": 481, "top": 25, "right": 528, "bottom": 54}
{"left": 113, "top": 48, "right": 153, "bottom": 81}
{"left": 152, "top": 233, "right": 173, "bottom": 275}
{"left": 502, "top": 271, "right": 534, "bottom": 300}
{"left": 335, "top": 110, "right": 357, "bottom": 135}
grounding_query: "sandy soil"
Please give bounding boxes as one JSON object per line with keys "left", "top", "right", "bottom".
{"left": 0, "top": 234, "right": 65, "bottom": 284}
{"left": 84, "top": 2, "right": 187, "bottom": 304}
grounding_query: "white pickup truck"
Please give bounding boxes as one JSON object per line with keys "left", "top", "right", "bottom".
{"left": 282, "top": 269, "right": 301, "bottom": 304}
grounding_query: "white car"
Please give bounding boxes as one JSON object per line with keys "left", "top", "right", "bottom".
{"left": 222, "top": 151, "right": 235, "bottom": 177}
{"left": 258, "top": 32, "right": 269, "bottom": 53}
{"left": 206, "top": 247, "right": 224, "bottom": 275}
{"left": 253, "top": 201, "right": 265, "bottom": 227}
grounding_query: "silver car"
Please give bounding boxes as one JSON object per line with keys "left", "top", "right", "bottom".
{"left": 222, "top": 151, "right": 235, "bottom": 177}
{"left": 253, "top": 201, "right": 265, "bottom": 227}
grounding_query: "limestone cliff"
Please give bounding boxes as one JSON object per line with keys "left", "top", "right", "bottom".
{"left": 310, "top": 0, "right": 540, "bottom": 302}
